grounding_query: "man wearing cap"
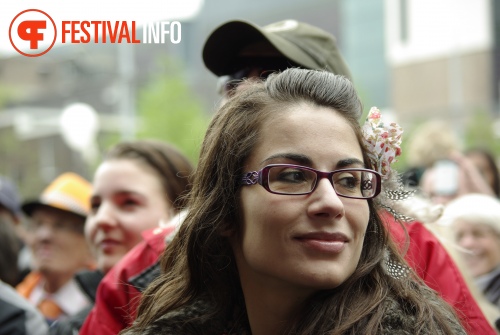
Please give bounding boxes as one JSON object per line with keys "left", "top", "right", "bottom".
{"left": 204, "top": 19, "right": 352, "bottom": 99}
{"left": 16, "top": 172, "right": 95, "bottom": 325}
{"left": 80, "top": 19, "right": 495, "bottom": 335}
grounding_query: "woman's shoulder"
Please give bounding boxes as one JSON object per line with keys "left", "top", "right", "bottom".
{"left": 122, "top": 299, "right": 238, "bottom": 335}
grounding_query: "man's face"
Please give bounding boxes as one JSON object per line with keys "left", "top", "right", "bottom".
{"left": 217, "top": 67, "right": 272, "bottom": 99}
{"left": 28, "top": 206, "right": 93, "bottom": 276}
{"left": 217, "top": 56, "right": 298, "bottom": 100}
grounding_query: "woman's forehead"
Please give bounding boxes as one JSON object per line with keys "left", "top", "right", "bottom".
{"left": 247, "top": 104, "right": 363, "bottom": 168}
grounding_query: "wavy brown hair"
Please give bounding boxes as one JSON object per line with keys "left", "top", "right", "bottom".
{"left": 125, "top": 69, "right": 462, "bottom": 334}
{"left": 105, "top": 140, "right": 193, "bottom": 212}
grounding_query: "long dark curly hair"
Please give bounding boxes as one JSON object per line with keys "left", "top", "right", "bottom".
{"left": 124, "top": 69, "right": 463, "bottom": 335}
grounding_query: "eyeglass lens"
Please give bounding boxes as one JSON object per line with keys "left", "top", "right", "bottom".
{"left": 267, "top": 165, "right": 377, "bottom": 198}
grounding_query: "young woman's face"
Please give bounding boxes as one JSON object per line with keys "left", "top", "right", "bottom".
{"left": 233, "top": 103, "right": 370, "bottom": 297}
{"left": 85, "top": 159, "right": 172, "bottom": 273}
{"left": 454, "top": 220, "right": 500, "bottom": 277}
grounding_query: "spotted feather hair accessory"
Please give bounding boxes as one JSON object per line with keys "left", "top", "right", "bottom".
{"left": 361, "top": 107, "right": 403, "bottom": 180}
{"left": 362, "top": 107, "right": 415, "bottom": 222}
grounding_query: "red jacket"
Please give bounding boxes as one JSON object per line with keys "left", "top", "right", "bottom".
{"left": 385, "top": 214, "right": 495, "bottom": 334}
{"left": 80, "top": 216, "right": 496, "bottom": 335}
{"left": 80, "top": 226, "right": 172, "bottom": 335}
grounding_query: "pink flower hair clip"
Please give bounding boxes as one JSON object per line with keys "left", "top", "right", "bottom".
{"left": 361, "top": 107, "right": 403, "bottom": 180}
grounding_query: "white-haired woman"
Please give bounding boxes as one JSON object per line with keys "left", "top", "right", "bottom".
{"left": 440, "top": 194, "right": 500, "bottom": 308}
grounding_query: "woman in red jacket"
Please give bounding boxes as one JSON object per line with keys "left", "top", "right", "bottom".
{"left": 50, "top": 140, "right": 193, "bottom": 334}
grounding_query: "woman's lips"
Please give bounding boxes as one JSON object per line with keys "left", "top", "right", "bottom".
{"left": 98, "top": 239, "right": 122, "bottom": 254}
{"left": 294, "top": 232, "right": 349, "bottom": 253}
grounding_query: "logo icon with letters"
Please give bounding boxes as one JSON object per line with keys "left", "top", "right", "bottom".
{"left": 9, "top": 9, "right": 57, "bottom": 57}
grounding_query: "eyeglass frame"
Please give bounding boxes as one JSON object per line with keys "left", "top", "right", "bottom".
{"left": 241, "top": 164, "right": 382, "bottom": 199}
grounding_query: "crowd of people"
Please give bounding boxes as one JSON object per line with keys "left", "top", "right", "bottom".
{"left": 1, "top": 18, "right": 500, "bottom": 335}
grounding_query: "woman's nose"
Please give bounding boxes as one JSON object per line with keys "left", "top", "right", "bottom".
{"left": 307, "top": 178, "right": 345, "bottom": 219}
{"left": 92, "top": 203, "right": 118, "bottom": 229}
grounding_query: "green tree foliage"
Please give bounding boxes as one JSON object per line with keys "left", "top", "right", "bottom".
{"left": 135, "top": 60, "right": 209, "bottom": 164}
{"left": 0, "top": 84, "right": 16, "bottom": 110}
{"left": 464, "top": 109, "right": 500, "bottom": 156}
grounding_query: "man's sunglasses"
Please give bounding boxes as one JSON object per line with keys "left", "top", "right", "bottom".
{"left": 216, "top": 58, "right": 300, "bottom": 96}
{"left": 216, "top": 67, "right": 275, "bottom": 96}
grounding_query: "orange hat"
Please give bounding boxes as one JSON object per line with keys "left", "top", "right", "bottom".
{"left": 22, "top": 172, "right": 92, "bottom": 218}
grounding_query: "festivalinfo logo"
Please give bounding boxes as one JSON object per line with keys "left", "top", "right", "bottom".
{"left": 9, "top": 9, "right": 182, "bottom": 57}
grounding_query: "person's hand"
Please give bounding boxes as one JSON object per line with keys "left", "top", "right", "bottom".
{"left": 420, "top": 151, "right": 495, "bottom": 205}
{"left": 450, "top": 151, "right": 495, "bottom": 197}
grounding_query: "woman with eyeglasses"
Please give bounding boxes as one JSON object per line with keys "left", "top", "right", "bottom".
{"left": 122, "top": 69, "right": 465, "bottom": 335}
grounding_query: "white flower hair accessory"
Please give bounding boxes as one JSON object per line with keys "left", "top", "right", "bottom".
{"left": 361, "top": 107, "right": 403, "bottom": 180}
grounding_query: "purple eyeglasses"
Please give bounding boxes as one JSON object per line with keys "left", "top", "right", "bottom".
{"left": 241, "top": 164, "right": 381, "bottom": 199}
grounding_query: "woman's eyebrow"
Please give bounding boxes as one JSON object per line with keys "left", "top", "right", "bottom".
{"left": 114, "top": 190, "right": 144, "bottom": 197}
{"left": 336, "top": 158, "right": 365, "bottom": 169}
{"left": 261, "top": 154, "right": 365, "bottom": 169}
{"left": 262, "top": 153, "right": 312, "bottom": 166}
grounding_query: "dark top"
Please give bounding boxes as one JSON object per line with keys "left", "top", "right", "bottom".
{"left": 49, "top": 270, "right": 103, "bottom": 335}
{"left": 0, "top": 281, "right": 48, "bottom": 335}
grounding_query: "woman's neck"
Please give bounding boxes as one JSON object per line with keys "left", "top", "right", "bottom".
{"left": 240, "top": 277, "right": 313, "bottom": 335}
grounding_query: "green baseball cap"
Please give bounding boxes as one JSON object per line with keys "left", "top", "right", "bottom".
{"left": 202, "top": 19, "right": 352, "bottom": 81}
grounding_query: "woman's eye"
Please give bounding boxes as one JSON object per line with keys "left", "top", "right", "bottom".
{"left": 472, "top": 230, "right": 487, "bottom": 239}
{"left": 120, "top": 199, "right": 140, "bottom": 209}
{"left": 90, "top": 200, "right": 101, "bottom": 212}
{"left": 277, "top": 170, "right": 307, "bottom": 183}
{"left": 336, "top": 174, "right": 360, "bottom": 189}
